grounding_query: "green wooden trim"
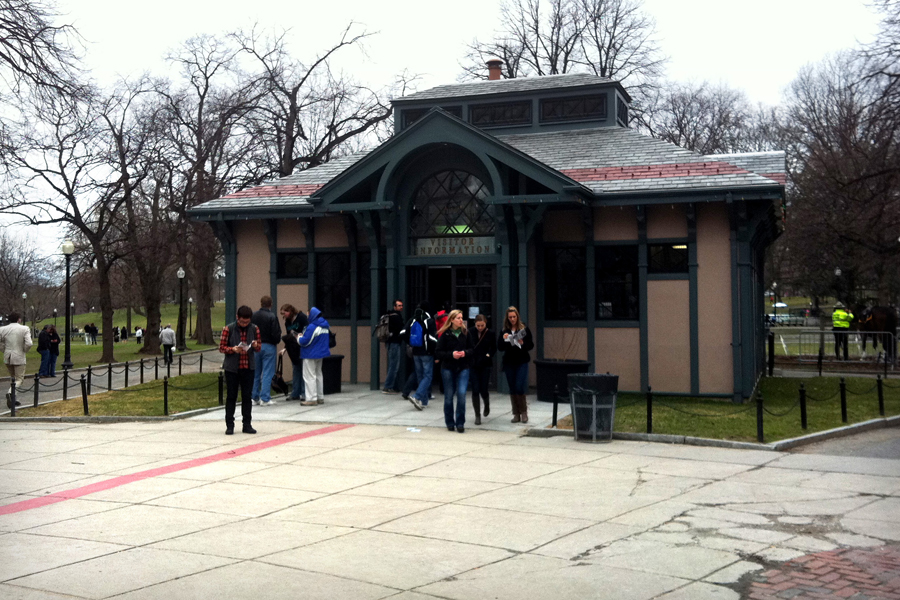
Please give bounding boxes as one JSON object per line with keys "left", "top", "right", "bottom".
{"left": 647, "top": 273, "right": 690, "bottom": 281}
{"left": 587, "top": 188, "right": 784, "bottom": 207}
{"left": 637, "top": 206, "right": 649, "bottom": 393}
{"left": 399, "top": 255, "right": 500, "bottom": 267}
{"left": 496, "top": 205, "right": 513, "bottom": 394}
{"left": 262, "top": 220, "right": 278, "bottom": 306}
{"left": 361, "top": 212, "right": 382, "bottom": 390}
{"left": 300, "top": 219, "right": 315, "bottom": 308}
{"left": 213, "top": 220, "right": 237, "bottom": 323}
{"left": 344, "top": 215, "right": 359, "bottom": 385}
{"left": 274, "top": 278, "right": 309, "bottom": 285}
{"left": 534, "top": 222, "right": 545, "bottom": 362}
{"left": 687, "top": 205, "right": 699, "bottom": 395}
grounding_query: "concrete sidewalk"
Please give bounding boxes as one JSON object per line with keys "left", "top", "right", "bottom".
{"left": 1, "top": 417, "right": 898, "bottom": 599}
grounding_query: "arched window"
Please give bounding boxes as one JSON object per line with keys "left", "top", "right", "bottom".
{"left": 409, "top": 170, "right": 494, "bottom": 238}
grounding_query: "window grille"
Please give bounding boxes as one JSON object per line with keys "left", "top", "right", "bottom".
{"left": 596, "top": 246, "right": 638, "bottom": 320}
{"left": 545, "top": 247, "right": 587, "bottom": 320}
{"left": 617, "top": 98, "right": 628, "bottom": 126}
{"left": 648, "top": 244, "right": 689, "bottom": 274}
{"left": 540, "top": 95, "right": 607, "bottom": 123}
{"left": 409, "top": 171, "right": 494, "bottom": 238}
{"left": 469, "top": 101, "right": 531, "bottom": 127}
{"left": 276, "top": 252, "right": 308, "bottom": 279}
{"left": 315, "top": 252, "right": 351, "bottom": 319}
{"left": 403, "top": 106, "right": 463, "bottom": 129}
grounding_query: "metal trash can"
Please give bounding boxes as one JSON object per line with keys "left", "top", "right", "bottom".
{"left": 322, "top": 355, "right": 344, "bottom": 395}
{"left": 568, "top": 373, "right": 618, "bottom": 442}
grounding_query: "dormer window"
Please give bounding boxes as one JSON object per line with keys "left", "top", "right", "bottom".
{"left": 617, "top": 97, "right": 628, "bottom": 126}
{"left": 539, "top": 95, "right": 607, "bottom": 123}
{"left": 469, "top": 101, "right": 532, "bottom": 128}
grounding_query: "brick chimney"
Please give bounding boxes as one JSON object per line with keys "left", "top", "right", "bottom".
{"left": 487, "top": 59, "right": 503, "bottom": 81}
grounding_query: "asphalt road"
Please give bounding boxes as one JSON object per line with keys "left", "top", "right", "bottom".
{"left": 792, "top": 426, "right": 900, "bottom": 459}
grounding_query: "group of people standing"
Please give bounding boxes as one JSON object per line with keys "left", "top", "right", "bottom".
{"left": 36, "top": 324, "right": 61, "bottom": 378}
{"left": 218, "top": 296, "right": 331, "bottom": 435}
{"left": 383, "top": 301, "right": 534, "bottom": 433}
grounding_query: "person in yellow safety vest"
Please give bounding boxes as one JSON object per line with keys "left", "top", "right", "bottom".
{"left": 832, "top": 303, "right": 854, "bottom": 360}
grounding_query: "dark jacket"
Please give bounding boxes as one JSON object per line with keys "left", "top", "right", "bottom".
{"left": 400, "top": 309, "right": 437, "bottom": 356}
{"left": 222, "top": 322, "right": 259, "bottom": 373}
{"left": 37, "top": 329, "right": 50, "bottom": 352}
{"left": 468, "top": 327, "right": 497, "bottom": 369}
{"left": 387, "top": 310, "right": 404, "bottom": 344}
{"left": 48, "top": 330, "right": 61, "bottom": 356}
{"left": 498, "top": 326, "right": 534, "bottom": 367}
{"left": 252, "top": 307, "right": 282, "bottom": 345}
{"left": 282, "top": 312, "right": 307, "bottom": 365}
{"left": 435, "top": 327, "right": 474, "bottom": 372}
{"left": 298, "top": 307, "right": 331, "bottom": 360}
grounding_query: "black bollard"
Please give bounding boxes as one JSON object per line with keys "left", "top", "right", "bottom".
{"left": 817, "top": 348, "right": 823, "bottom": 377}
{"left": 768, "top": 331, "right": 775, "bottom": 376}
{"left": 80, "top": 374, "right": 89, "bottom": 416}
{"left": 33, "top": 372, "right": 39, "bottom": 407}
{"left": 646, "top": 386, "right": 653, "bottom": 434}
{"left": 9, "top": 380, "right": 16, "bottom": 417}
{"left": 107, "top": 363, "right": 112, "bottom": 392}
{"left": 877, "top": 375, "right": 885, "bottom": 417}
{"left": 551, "top": 384, "right": 560, "bottom": 428}
{"left": 124, "top": 361, "right": 129, "bottom": 388}
{"left": 199, "top": 353, "right": 203, "bottom": 373}
{"left": 167, "top": 359, "right": 171, "bottom": 379}
{"left": 756, "top": 391, "right": 764, "bottom": 443}
{"left": 63, "top": 368, "right": 68, "bottom": 401}
{"left": 799, "top": 383, "right": 807, "bottom": 430}
{"left": 140, "top": 358, "right": 144, "bottom": 385}
{"left": 178, "top": 355, "right": 182, "bottom": 376}
{"left": 840, "top": 377, "right": 848, "bottom": 423}
{"left": 163, "top": 376, "right": 169, "bottom": 416}
{"left": 154, "top": 357, "right": 159, "bottom": 380}
{"left": 218, "top": 371, "right": 224, "bottom": 406}
{"left": 87, "top": 365, "right": 92, "bottom": 395}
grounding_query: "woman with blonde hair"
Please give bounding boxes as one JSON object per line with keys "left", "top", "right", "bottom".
{"left": 497, "top": 306, "right": 534, "bottom": 423}
{"left": 435, "top": 309, "right": 474, "bottom": 432}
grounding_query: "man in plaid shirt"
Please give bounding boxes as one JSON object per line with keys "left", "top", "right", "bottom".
{"left": 219, "top": 305, "right": 262, "bottom": 435}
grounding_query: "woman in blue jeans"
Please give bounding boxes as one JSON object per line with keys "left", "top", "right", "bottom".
{"left": 435, "top": 310, "right": 473, "bottom": 433}
{"left": 497, "top": 306, "right": 534, "bottom": 423}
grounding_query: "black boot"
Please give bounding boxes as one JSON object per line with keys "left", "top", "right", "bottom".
{"left": 473, "top": 396, "right": 482, "bottom": 425}
{"left": 482, "top": 396, "right": 490, "bottom": 417}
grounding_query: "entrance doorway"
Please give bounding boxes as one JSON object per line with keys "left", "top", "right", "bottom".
{"left": 407, "top": 265, "right": 496, "bottom": 329}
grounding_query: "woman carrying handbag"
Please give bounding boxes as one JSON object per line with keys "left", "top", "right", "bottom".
{"left": 467, "top": 314, "right": 496, "bottom": 425}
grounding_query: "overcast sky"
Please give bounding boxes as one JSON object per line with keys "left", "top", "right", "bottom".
{"left": 4, "top": 0, "right": 885, "bottom": 248}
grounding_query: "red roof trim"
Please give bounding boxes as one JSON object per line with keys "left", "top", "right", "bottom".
{"left": 761, "top": 172, "right": 787, "bottom": 185}
{"left": 561, "top": 161, "right": 752, "bottom": 182}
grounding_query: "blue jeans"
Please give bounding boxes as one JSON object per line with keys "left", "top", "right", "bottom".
{"left": 413, "top": 354, "right": 433, "bottom": 405}
{"left": 503, "top": 363, "right": 529, "bottom": 395}
{"left": 38, "top": 350, "right": 51, "bottom": 376}
{"left": 290, "top": 359, "right": 305, "bottom": 399}
{"left": 384, "top": 343, "right": 401, "bottom": 390}
{"left": 251, "top": 343, "right": 278, "bottom": 402}
{"left": 49, "top": 354, "right": 58, "bottom": 377}
{"left": 441, "top": 368, "right": 469, "bottom": 429}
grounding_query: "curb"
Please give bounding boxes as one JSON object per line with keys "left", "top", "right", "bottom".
{"left": 0, "top": 405, "right": 225, "bottom": 424}
{"left": 525, "top": 415, "right": 900, "bottom": 451}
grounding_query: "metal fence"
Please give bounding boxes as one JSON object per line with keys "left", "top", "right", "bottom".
{"left": 767, "top": 327, "right": 896, "bottom": 373}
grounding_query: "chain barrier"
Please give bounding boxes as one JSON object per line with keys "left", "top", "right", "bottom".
{"left": 880, "top": 380, "right": 900, "bottom": 389}
{"left": 845, "top": 382, "right": 879, "bottom": 395}
{"left": 167, "top": 380, "right": 219, "bottom": 391}
{"left": 106, "top": 382, "right": 165, "bottom": 393}
{"left": 762, "top": 399, "right": 802, "bottom": 417}
{"left": 805, "top": 389, "right": 842, "bottom": 402}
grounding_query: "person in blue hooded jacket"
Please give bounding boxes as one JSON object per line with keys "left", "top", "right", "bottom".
{"left": 297, "top": 306, "right": 331, "bottom": 406}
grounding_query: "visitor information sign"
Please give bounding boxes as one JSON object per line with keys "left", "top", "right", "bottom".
{"left": 413, "top": 237, "right": 494, "bottom": 257}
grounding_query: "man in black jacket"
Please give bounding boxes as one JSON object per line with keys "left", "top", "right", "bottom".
{"left": 400, "top": 302, "right": 437, "bottom": 410}
{"left": 250, "top": 295, "right": 282, "bottom": 406}
{"left": 382, "top": 299, "right": 404, "bottom": 393}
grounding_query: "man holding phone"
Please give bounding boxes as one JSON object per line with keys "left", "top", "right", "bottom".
{"left": 219, "top": 305, "right": 262, "bottom": 435}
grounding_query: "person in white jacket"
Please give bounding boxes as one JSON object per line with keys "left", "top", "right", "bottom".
{"left": 0, "top": 312, "right": 32, "bottom": 408}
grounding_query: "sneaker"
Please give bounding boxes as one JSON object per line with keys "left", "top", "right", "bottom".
{"left": 401, "top": 393, "right": 410, "bottom": 400}
{"left": 317, "top": 399, "right": 324, "bottom": 404}
{"left": 456, "top": 427, "right": 465, "bottom": 433}
{"left": 252, "top": 399, "right": 261, "bottom": 406}
{"left": 242, "top": 426, "right": 257, "bottom": 434}
{"left": 261, "top": 400, "right": 275, "bottom": 406}
{"left": 382, "top": 388, "right": 393, "bottom": 394}
{"left": 225, "top": 426, "right": 234, "bottom": 435}
{"left": 408, "top": 396, "right": 423, "bottom": 411}
{"left": 429, "top": 394, "right": 435, "bottom": 400}
{"left": 300, "top": 401, "right": 317, "bottom": 406}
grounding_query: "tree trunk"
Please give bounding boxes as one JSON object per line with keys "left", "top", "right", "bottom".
{"left": 190, "top": 223, "right": 220, "bottom": 345}
{"left": 94, "top": 253, "right": 117, "bottom": 364}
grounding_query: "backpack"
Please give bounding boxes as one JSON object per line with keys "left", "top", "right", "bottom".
{"left": 375, "top": 313, "right": 391, "bottom": 343}
{"left": 329, "top": 331, "right": 337, "bottom": 348}
{"left": 408, "top": 320, "right": 424, "bottom": 347}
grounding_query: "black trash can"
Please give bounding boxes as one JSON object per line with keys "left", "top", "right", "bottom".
{"left": 322, "top": 355, "right": 344, "bottom": 395}
{"left": 568, "top": 373, "right": 618, "bottom": 443}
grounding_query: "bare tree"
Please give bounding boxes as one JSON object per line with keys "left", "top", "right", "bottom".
{"left": 460, "top": 0, "right": 665, "bottom": 93}
{"left": 0, "top": 230, "right": 41, "bottom": 315}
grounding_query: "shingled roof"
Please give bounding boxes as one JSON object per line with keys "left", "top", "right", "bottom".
{"left": 393, "top": 73, "right": 618, "bottom": 103}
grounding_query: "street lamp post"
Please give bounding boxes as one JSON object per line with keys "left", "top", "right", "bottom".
{"left": 30, "top": 306, "right": 34, "bottom": 336}
{"left": 188, "top": 297, "right": 193, "bottom": 337}
{"left": 176, "top": 267, "right": 186, "bottom": 351}
{"left": 53, "top": 308, "right": 57, "bottom": 327}
{"left": 772, "top": 282, "right": 778, "bottom": 325}
{"left": 21, "top": 292, "right": 26, "bottom": 322}
{"left": 62, "top": 240, "right": 75, "bottom": 370}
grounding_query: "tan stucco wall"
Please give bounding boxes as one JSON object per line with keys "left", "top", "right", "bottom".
{"left": 277, "top": 284, "right": 309, "bottom": 313}
{"left": 697, "top": 203, "right": 734, "bottom": 393}
{"left": 330, "top": 325, "right": 352, "bottom": 381}
{"left": 235, "top": 221, "right": 271, "bottom": 312}
{"left": 595, "top": 328, "right": 641, "bottom": 391}
{"left": 594, "top": 206, "right": 638, "bottom": 241}
{"left": 315, "top": 217, "right": 348, "bottom": 248}
{"left": 358, "top": 327, "right": 373, "bottom": 384}
{"left": 543, "top": 327, "right": 589, "bottom": 361}
{"left": 647, "top": 205, "right": 687, "bottom": 239}
{"left": 277, "top": 220, "right": 307, "bottom": 249}
{"left": 648, "top": 280, "right": 691, "bottom": 392}
{"left": 543, "top": 210, "right": 584, "bottom": 243}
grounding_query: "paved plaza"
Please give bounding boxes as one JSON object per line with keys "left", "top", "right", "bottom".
{"left": 0, "top": 412, "right": 898, "bottom": 599}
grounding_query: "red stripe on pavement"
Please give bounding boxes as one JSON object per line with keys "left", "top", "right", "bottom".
{"left": 0, "top": 423, "right": 355, "bottom": 515}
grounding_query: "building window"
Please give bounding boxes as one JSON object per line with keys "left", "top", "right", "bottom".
{"left": 469, "top": 101, "right": 531, "bottom": 127}
{"left": 649, "top": 244, "right": 689, "bottom": 274}
{"left": 402, "top": 106, "right": 463, "bottom": 129}
{"left": 357, "top": 251, "right": 371, "bottom": 320}
{"left": 617, "top": 97, "right": 628, "bottom": 126}
{"left": 540, "top": 95, "right": 607, "bottom": 123}
{"left": 409, "top": 170, "right": 494, "bottom": 239}
{"left": 276, "top": 252, "right": 308, "bottom": 279}
{"left": 596, "top": 246, "right": 639, "bottom": 320}
{"left": 316, "top": 252, "right": 351, "bottom": 319}
{"left": 545, "top": 247, "right": 587, "bottom": 320}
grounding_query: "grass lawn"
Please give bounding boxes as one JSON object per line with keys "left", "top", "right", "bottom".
{"left": 17, "top": 342, "right": 217, "bottom": 375}
{"left": 15, "top": 372, "right": 222, "bottom": 417}
{"left": 34, "top": 301, "right": 226, "bottom": 333}
{"left": 558, "top": 375, "right": 900, "bottom": 443}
